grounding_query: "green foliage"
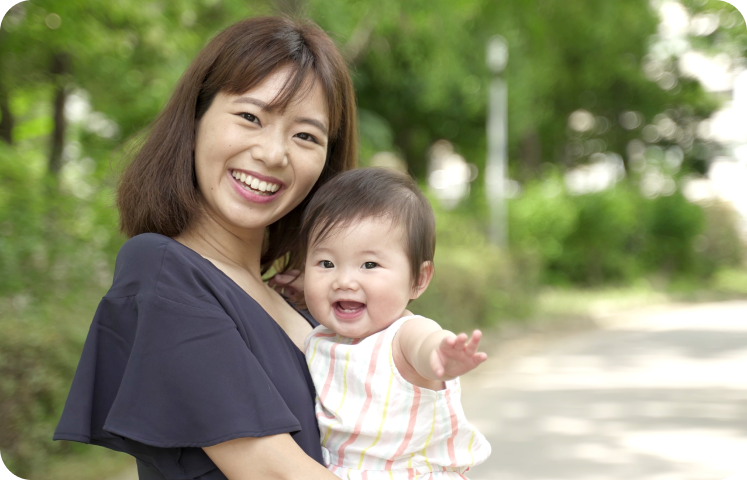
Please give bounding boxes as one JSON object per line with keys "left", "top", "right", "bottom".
{"left": 638, "top": 190, "right": 706, "bottom": 275}
{"left": 508, "top": 176, "right": 579, "bottom": 263}
{"left": 692, "top": 201, "right": 746, "bottom": 275}
{"left": 0, "top": 140, "right": 120, "bottom": 476}
{"left": 549, "top": 185, "right": 643, "bottom": 284}
{"left": 0, "top": 293, "right": 102, "bottom": 477}
{"left": 1, "top": 0, "right": 275, "bottom": 143}
{"left": 679, "top": 0, "right": 745, "bottom": 56}
{"left": 711, "top": 268, "right": 747, "bottom": 295}
{"left": 308, "top": 0, "right": 722, "bottom": 178}
{"left": 509, "top": 177, "right": 743, "bottom": 285}
{"left": 0, "top": 142, "right": 121, "bottom": 298}
{"left": 410, "top": 199, "right": 538, "bottom": 330}
{"left": 0, "top": 143, "right": 47, "bottom": 293}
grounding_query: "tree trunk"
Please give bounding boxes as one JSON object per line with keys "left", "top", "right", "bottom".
{"left": 0, "top": 28, "right": 12, "bottom": 145}
{"left": 48, "top": 53, "right": 70, "bottom": 176}
{"left": 0, "top": 88, "right": 12, "bottom": 145}
{"left": 518, "top": 130, "right": 542, "bottom": 180}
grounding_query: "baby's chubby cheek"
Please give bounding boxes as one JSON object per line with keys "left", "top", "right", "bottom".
{"left": 302, "top": 284, "right": 325, "bottom": 320}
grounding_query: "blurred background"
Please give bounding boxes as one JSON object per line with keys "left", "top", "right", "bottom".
{"left": 0, "top": 0, "right": 746, "bottom": 478}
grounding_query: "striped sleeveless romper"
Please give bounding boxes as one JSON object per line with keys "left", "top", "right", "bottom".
{"left": 305, "top": 315, "right": 491, "bottom": 479}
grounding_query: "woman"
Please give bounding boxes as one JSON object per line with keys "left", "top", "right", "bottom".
{"left": 53, "top": 16, "right": 356, "bottom": 480}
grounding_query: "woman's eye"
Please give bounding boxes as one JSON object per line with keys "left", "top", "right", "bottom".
{"left": 363, "top": 262, "right": 378, "bottom": 269}
{"left": 320, "top": 260, "right": 334, "bottom": 268}
{"left": 295, "top": 132, "right": 319, "bottom": 144}
{"left": 238, "top": 112, "right": 260, "bottom": 124}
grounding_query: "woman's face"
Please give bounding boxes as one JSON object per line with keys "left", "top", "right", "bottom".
{"left": 193, "top": 67, "right": 329, "bottom": 234}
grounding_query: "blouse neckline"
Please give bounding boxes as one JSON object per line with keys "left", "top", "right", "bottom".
{"left": 152, "top": 233, "right": 317, "bottom": 348}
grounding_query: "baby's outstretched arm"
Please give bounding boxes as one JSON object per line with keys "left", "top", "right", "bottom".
{"left": 393, "top": 316, "right": 487, "bottom": 389}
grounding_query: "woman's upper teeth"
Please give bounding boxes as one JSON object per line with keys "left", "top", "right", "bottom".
{"left": 231, "top": 170, "right": 280, "bottom": 192}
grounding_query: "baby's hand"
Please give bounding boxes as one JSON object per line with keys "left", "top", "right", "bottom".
{"left": 268, "top": 269, "right": 304, "bottom": 304}
{"left": 431, "top": 330, "right": 487, "bottom": 379}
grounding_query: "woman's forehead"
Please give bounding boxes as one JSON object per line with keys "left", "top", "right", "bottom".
{"left": 227, "top": 66, "right": 327, "bottom": 111}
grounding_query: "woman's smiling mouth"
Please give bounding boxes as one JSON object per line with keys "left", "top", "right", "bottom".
{"left": 231, "top": 169, "right": 281, "bottom": 195}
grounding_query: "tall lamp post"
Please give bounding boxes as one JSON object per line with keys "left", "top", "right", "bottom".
{"left": 485, "top": 35, "right": 508, "bottom": 247}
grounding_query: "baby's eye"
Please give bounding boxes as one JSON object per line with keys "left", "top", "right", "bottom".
{"left": 320, "top": 260, "right": 334, "bottom": 268}
{"left": 362, "top": 262, "right": 378, "bottom": 269}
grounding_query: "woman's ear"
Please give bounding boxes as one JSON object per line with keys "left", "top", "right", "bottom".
{"left": 410, "top": 261, "right": 434, "bottom": 300}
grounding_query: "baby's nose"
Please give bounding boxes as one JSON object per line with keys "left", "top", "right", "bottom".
{"left": 333, "top": 270, "right": 359, "bottom": 290}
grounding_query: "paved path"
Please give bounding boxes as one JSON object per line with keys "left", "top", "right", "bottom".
{"left": 461, "top": 300, "right": 747, "bottom": 480}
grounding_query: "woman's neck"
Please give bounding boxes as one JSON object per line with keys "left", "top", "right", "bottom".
{"left": 175, "top": 212, "right": 266, "bottom": 279}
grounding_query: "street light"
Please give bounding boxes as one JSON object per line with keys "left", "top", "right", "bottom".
{"left": 486, "top": 35, "right": 509, "bottom": 248}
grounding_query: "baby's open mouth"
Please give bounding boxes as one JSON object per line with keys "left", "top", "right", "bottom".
{"left": 334, "top": 301, "right": 365, "bottom": 314}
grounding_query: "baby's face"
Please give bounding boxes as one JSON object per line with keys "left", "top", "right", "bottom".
{"left": 304, "top": 216, "right": 416, "bottom": 339}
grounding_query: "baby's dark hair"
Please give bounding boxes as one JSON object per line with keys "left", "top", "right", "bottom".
{"left": 300, "top": 168, "right": 436, "bottom": 287}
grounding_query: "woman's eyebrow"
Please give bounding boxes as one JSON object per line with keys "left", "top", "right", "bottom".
{"left": 232, "top": 96, "right": 268, "bottom": 109}
{"left": 296, "top": 117, "right": 328, "bottom": 136}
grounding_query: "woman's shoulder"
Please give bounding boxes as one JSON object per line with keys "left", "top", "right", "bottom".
{"left": 115, "top": 233, "right": 172, "bottom": 267}
{"left": 108, "top": 233, "right": 219, "bottom": 301}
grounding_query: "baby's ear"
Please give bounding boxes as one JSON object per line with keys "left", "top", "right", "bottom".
{"left": 410, "top": 261, "right": 434, "bottom": 300}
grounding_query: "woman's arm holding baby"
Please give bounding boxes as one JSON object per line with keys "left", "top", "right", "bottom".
{"left": 392, "top": 315, "right": 487, "bottom": 390}
{"left": 204, "top": 433, "right": 340, "bottom": 480}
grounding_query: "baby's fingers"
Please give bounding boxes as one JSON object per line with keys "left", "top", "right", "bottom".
{"left": 452, "top": 332, "right": 469, "bottom": 351}
{"left": 473, "top": 351, "right": 488, "bottom": 365}
{"left": 464, "top": 330, "right": 483, "bottom": 356}
{"left": 439, "top": 333, "right": 463, "bottom": 352}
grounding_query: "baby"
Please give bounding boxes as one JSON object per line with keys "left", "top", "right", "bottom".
{"left": 300, "top": 168, "right": 491, "bottom": 479}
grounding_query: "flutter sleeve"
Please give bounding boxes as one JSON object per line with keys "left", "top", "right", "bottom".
{"left": 55, "top": 291, "right": 301, "bottom": 448}
{"left": 109, "top": 292, "right": 301, "bottom": 446}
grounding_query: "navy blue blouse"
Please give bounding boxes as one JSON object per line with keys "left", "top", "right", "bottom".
{"left": 54, "top": 233, "right": 323, "bottom": 479}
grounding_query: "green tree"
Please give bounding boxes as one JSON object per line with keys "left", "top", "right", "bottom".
{"left": 308, "top": 0, "right": 722, "bottom": 180}
{"left": 0, "top": 0, "right": 277, "bottom": 174}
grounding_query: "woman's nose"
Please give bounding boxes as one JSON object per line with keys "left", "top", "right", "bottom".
{"left": 251, "top": 127, "right": 288, "bottom": 168}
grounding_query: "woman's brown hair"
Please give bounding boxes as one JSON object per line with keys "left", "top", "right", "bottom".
{"left": 117, "top": 16, "right": 357, "bottom": 273}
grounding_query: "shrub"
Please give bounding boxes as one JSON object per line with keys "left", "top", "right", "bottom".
{"left": 507, "top": 176, "right": 744, "bottom": 285}
{"left": 693, "top": 201, "right": 745, "bottom": 275}
{"left": 554, "top": 188, "right": 640, "bottom": 284}
{"left": 638, "top": 192, "right": 706, "bottom": 276}
{"left": 0, "top": 304, "right": 89, "bottom": 477}
{"left": 410, "top": 200, "right": 538, "bottom": 329}
{"left": 509, "top": 179, "right": 643, "bottom": 285}
{"left": 508, "top": 177, "right": 579, "bottom": 268}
